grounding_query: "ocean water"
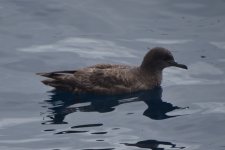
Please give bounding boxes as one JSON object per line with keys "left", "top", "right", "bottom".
{"left": 0, "top": 0, "right": 225, "bottom": 150}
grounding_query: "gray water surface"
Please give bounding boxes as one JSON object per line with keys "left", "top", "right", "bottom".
{"left": 0, "top": 0, "right": 225, "bottom": 150}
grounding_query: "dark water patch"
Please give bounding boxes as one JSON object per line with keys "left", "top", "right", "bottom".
{"left": 138, "top": 87, "right": 188, "bottom": 120}
{"left": 91, "top": 132, "right": 107, "bottom": 135}
{"left": 201, "top": 55, "right": 206, "bottom": 58}
{"left": 41, "top": 87, "right": 187, "bottom": 124}
{"left": 55, "top": 130, "right": 88, "bottom": 134}
{"left": 112, "top": 128, "right": 120, "bottom": 130}
{"left": 126, "top": 112, "right": 134, "bottom": 115}
{"left": 122, "top": 139, "right": 185, "bottom": 149}
{"left": 41, "top": 116, "right": 68, "bottom": 125}
{"left": 143, "top": 101, "right": 187, "bottom": 120}
{"left": 71, "top": 123, "right": 103, "bottom": 129}
{"left": 96, "top": 139, "right": 104, "bottom": 142}
{"left": 44, "top": 129, "right": 55, "bottom": 132}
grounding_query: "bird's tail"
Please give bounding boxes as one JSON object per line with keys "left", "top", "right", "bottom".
{"left": 37, "top": 71, "right": 76, "bottom": 91}
{"left": 41, "top": 78, "right": 73, "bottom": 91}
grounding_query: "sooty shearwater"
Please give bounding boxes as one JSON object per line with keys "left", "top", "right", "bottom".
{"left": 37, "top": 47, "right": 187, "bottom": 94}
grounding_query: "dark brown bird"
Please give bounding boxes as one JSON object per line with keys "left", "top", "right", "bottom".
{"left": 37, "top": 47, "right": 187, "bottom": 94}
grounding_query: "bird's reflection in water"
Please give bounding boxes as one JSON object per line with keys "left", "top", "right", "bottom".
{"left": 41, "top": 86, "right": 186, "bottom": 124}
{"left": 123, "top": 139, "right": 185, "bottom": 149}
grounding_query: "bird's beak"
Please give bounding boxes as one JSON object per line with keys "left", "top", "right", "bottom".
{"left": 169, "top": 61, "right": 188, "bottom": 69}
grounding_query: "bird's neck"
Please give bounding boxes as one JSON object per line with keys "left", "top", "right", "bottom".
{"left": 138, "top": 67, "right": 162, "bottom": 87}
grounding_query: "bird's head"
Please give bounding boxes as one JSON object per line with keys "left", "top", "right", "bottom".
{"left": 141, "top": 47, "right": 188, "bottom": 72}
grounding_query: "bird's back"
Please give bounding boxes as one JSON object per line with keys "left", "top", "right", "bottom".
{"left": 38, "top": 64, "right": 143, "bottom": 94}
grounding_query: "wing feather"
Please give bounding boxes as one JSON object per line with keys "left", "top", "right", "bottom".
{"left": 37, "top": 64, "right": 137, "bottom": 94}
